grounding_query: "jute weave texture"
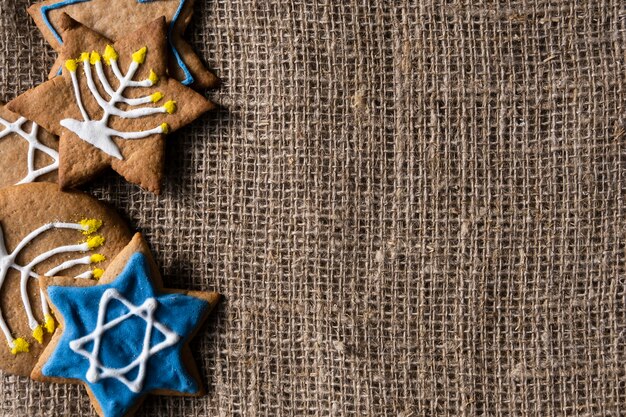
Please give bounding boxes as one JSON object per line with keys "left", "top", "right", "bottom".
{"left": 0, "top": 0, "right": 625, "bottom": 416}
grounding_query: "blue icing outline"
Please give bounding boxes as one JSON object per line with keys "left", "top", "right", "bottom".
{"left": 41, "top": 0, "right": 195, "bottom": 85}
{"left": 42, "top": 252, "right": 210, "bottom": 417}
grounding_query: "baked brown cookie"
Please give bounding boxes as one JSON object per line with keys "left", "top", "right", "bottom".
{"left": 29, "top": 0, "right": 218, "bottom": 89}
{"left": 8, "top": 15, "right": 215, "bottom": 194}
{"left": 0, "top": 183, "right": 133, "bottom": 377}
{"left": 33, "top": 233, "right": 220, "bottom": 417}
{"left": 0, "top": 104, "right": 58, "bottom": 187}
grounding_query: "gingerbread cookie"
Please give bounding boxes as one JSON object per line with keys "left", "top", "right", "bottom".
{"left": 0, "top": 183, "right": 133, "bottom": 377}
{"left": 29, "top": 0, "right": 218, "bottom": 89}
{"left": 8, "top": 15, "right": 215, "bottom": 194}
{"left": 33, "top": 233, "right": 220, "bottom": 417}
{"left": 0, "top": 104, "right": 59, "bottom": 187}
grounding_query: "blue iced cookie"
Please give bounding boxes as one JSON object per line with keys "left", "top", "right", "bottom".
{"left": 32, "top": 233, "right": 220, "bottom": 417}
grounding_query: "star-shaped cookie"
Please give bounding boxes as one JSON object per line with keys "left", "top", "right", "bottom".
{"left": 32, "top": 233, "right": 220, "bottom": 417}
{"left": 8, "top": 14, "right": 215, "bottom": 194}
{"left": 29, "top": 0, "right": 218, "bottom": 89}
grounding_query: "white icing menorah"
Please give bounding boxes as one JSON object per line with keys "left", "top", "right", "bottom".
{"left": 0, "top": 220, "right": 105, "bottom": 354}
{"left": 0, "top": 116, "right": 59, "bottom": 184}
{"left": 62, "top": 45, "right": 175, "bottom": 160}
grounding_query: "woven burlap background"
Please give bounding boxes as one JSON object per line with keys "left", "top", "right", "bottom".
{"left": 1, "top": 0, "right": 625, "bottom": 416}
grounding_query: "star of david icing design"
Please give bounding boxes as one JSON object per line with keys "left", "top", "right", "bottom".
{"left": 33, "top": 234, "right": 220, "bottom": 417}
{"left": 69, "top": 287, "right": 180, "bottom": 393}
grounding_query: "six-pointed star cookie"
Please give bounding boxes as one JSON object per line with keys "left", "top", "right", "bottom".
{"left": 8, "top": 14, "right": 215, "bottom": 194}
{"left": 32, "top": 233, "right": 220, "bottom": 417}
{"left": 29, "top": 0, "right": 218, "bottom": 89}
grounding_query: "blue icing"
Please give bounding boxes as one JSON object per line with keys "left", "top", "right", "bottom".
{"left": 41, "top": 0, "right": 195, "bottom": 85}
{"left": 43, "top": 252, "right": 209, "bottom": 417}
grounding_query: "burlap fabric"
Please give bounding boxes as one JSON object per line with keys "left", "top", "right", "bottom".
{"left": 1, "top": 0, "right": 625, "bottom": 416}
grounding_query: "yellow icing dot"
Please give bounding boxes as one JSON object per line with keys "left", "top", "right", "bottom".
{"left": 80, "top": 52, "right": 90, "bottom": 62}
{"left": 163, "top": 100, "right": 177, "bottom": 114}
{"left": 161, "top": 123, "right": 170, "bottom": 134}
{"left": 65, "top": 59, "right": 78, "bottom": 72}
{"left": 44, "top": 314, "right": 56, "bottom": 334}
{"left": 151, "top": 92, "right": 164, "bottom": 103}
{"left": 86, "top": 235, "right": 105, "bottom": 249}
{"left": 90, "top": 51, "right": 101, "bottom": 65}
{"left": 11, "top": 338, "right": 29, "bottom": 355}
{"left": 93, "top": 268, "right": 104, "bottom": 280}
{"left": 33, "top": 326, "right": 44, "bottom": 344}
{"left": 90, "top": 254, "right": 106, "bottom": 263}
{"left": 149, "top": 70, "right": 159, "bottom": 85}
{"left": 103, "top": 45, "right": 118, "bottom": 64}
{"left": 80, "top": 218, "right": 103, "bottom": 235}
{"left": 132, "top": 47, "right": 147, "bottom": 64}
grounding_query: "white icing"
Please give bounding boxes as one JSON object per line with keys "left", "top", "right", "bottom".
{"left": 69, "top": 70, "right": 91, "bottom": 122}
{"left": 93, "top": 60, "right": 117, "bottom": 98}
{"left": 0, "top": 222, "right": 101, "bottom": 348}
{"left": 20, "top": 241, "right": 90, "bottom": 330}
{"left": 62, "top": 51, "right": 169, "bottom": 160}
{"left": 75, "top": 270, "right": 95, "bottom": 279}
{"left": 69, "top": 288, "right": 180, "bottom": 393}
{"left": 45, "top": 255, "right": 92, "bottom": 277}
{"left": 0, "top": 116, "right": 59, "bottom": 184}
